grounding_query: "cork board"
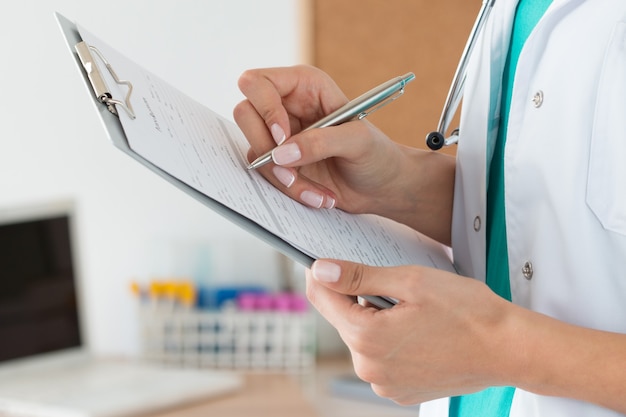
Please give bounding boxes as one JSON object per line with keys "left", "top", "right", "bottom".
{"left": 312, "top": 0, "right": 480, "bottom": 154}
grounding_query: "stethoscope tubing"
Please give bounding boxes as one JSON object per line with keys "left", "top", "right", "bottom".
{"left": 426, "top": 0, "right": 496, "bottom": 150}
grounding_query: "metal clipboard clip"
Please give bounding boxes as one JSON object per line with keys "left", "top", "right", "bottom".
{"left": 75, "top": 41, "right": 136, "bottom": 119}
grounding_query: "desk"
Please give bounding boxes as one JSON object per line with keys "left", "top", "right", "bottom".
{"left": 151, "top": 357, "right": 420, "bottom": 417}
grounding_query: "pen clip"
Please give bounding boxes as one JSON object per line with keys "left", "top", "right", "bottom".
{"left": 357, "top": 87, "right": 406, "bottom": 120}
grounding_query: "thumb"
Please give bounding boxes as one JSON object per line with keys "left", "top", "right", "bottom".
{"left": 310, "top": 259, "right": 401, "bottom": 304}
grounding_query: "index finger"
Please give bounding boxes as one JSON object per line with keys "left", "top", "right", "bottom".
{"left": 237, "top": 67, "right": 294, "bottom": 141}
{"left": 237, "top": 66, "right": 349, "bottom": 137}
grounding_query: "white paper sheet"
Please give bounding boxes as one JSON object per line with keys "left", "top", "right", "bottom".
{"left": 77, "top": 27, "right": 455, "bottom": 272}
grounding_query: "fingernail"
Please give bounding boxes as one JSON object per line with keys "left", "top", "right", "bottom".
{"left": 324, "top": 196, "right": 336, "bottom": 210}
{"left": 272, "top": 143, "right": 301, "bottom": 165}
{"left": 301, "top": 190, "right": 324, "bottom": 208}
{"left": 270, "top": 123, "right": 286, "bottom": 145}
{"left": 312, "top": 260, "right": 341, "bottom": 283}
{"left": 272, "top": 166, "right": 295, "bottom": 188}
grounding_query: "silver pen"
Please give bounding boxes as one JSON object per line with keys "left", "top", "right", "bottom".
{"left": 246, "top": 72, "right": 416, "bottom": 170}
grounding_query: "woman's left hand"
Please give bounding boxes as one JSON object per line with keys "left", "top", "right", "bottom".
{"left": 306, "top": 258, "right": 626, "bottom": 413}
{"left": 306, "top": 259, "right": 520, "bottom": 405}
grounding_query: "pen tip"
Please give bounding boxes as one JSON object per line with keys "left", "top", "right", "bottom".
{"left": 246, "top": 152, "right": 273, "bottom": 170}
{"left": 246, "top": 160, "right": 261, "bottom": 170}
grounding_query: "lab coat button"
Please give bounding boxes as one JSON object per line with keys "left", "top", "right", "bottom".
{"left": 532, "top": 91, "right": 544, "bottom": 108}
{"left": 522, "top": 261, "right": 534, "bottom": 280}
{"left": 473, "top": 216, "right": 481, "bottom": 231}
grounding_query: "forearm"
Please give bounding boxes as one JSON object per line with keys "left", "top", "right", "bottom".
{"left": 370, "top": 146, "right": 456, "bottom": 246}
{"left": 501, "top": 304, "right": 626, "bottom": 413}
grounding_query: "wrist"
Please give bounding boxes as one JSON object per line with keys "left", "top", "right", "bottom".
{"left": 371, "top": 147, "right": 455, "bottom": 245}
{"left": 486, "top": 302, "right": 535, "bottom": 388}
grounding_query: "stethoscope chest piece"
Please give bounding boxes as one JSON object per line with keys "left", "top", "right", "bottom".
{"left": 426, "top": 131, "right": 446, "bottom": 151}
{"left": 426, "top": 129, "right": 459, "bottom": 150}
{"left": 425, "top": 0, "right": 495, "bottom": 151}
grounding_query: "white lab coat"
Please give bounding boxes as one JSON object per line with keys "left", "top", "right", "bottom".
{"left": 420, "top": 0, "right": 626, "bottom": 416}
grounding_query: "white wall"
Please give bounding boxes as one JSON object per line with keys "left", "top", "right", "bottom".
{"left": 0, "top": 1, "right": 314, "bottom": 356}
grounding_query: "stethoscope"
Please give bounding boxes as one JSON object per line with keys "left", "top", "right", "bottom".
{"left": 426, "top": 0, "right": 496, "bottom": 150}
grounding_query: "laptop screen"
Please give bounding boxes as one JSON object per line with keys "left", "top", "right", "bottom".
{"left": 0, "top": 211, "right": 81, "bottom": 362}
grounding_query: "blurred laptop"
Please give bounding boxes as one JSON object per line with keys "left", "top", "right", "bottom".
{"left": 0, "top": 201, "right": 242, "bottom": 417}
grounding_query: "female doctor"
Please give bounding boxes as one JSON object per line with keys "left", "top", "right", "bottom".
{"left": 233, "top": 0, "right": 626, "bottom": 415}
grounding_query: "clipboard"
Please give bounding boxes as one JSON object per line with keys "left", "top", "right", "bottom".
{"left": 55, "top": 12, "right": 455, "bottom": 310}
{"left": 55, "top": 13, "right": 317, "bottom": 264}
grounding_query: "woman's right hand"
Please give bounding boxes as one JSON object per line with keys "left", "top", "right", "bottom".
{"left": 233, "top": 65, "right": 455, "bottom": 244}
{"left": 235, "top": 67, "right": 415, "bottom": 212}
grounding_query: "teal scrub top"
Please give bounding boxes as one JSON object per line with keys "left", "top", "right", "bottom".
{"left": 448, "top": 0, "right": 553, "bottom": 415}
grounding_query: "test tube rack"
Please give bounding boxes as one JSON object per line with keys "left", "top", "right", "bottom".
{"left": 138, "top": 307, "right": 316, "bottom": 373}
